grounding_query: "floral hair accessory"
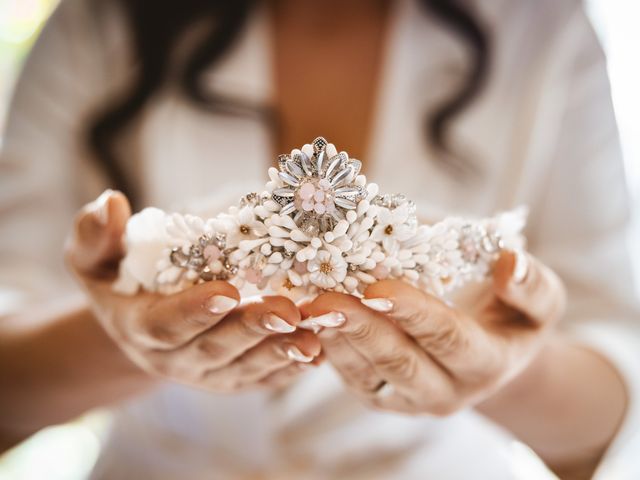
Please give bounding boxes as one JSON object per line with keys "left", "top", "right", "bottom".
{"left": 113, "top": 137, "right": 527, "bottom": 300}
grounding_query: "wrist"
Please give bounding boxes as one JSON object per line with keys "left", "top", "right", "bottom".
{"left": 476, "top": 335, "right": 627, "bottom": 477}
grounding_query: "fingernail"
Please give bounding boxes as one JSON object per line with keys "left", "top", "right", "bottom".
{"left": 298, "top": 312, "right": 346, "bottom": 329}
{"left": 263, "top": 313, "right": 296, "bottom": 333}
{"left": 512, "top": 250, "right": 529, "bottom": 284}
{"left": 294, "top": 294, "right": 317, "bottom": 307}
{"left": 91, "top": 189, "right": 114, "bottom": 226}
{"left": 206, "top": 295, "right": 238, "bottom": 314}
{"left": 298, "top": 322, "right": 323, "bottom": 334}
{"left": 361, "top": 298, "right": 394, "bottom": 313}
{"left": 286, "top": 345, "right": 314, "bottom": 363}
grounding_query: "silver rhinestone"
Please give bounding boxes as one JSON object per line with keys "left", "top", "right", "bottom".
{"left": 312, "top": 137, "right": 328, "bottom": 153}
{"left": 278, "top": 171, "right": 300, "bottom": 187}
{"left": 170, "top": 248, "right": 189, "bottom": 267}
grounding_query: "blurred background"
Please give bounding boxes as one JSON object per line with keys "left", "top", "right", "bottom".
{"left": 0, "top": 0, "right": 638, "bottom": 478}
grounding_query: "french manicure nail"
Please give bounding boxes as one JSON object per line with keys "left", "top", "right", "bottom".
{"left": 286, "top": 345, "right": 314, "bottom": 363}
{"left": 512, "top": 250, "right": 529, "bottom": 284}
{"left": 361, "top": 298, "right": 394, "bottom": 313}
{"left": 206, "top": 295, "right": 238, "bottom": 314}
{"left": 296, "top": 320, "right": 323, "bottom": 334}
{"left": 91, "top": 189, "right": 114, "bottom": 226}
{"left": 263, "top": 313, "right": 296, "bottom": 333}
{"left": 298, "top": 312, "right": 346, "bottom": 329}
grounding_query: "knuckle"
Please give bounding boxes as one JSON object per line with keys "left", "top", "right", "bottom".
{"left": 376, "top": 352, "right": 417, "bottom": 380}
{"left": 237, "top": 314, "right": 266, "bottom": 337}
{"left": 175, "top": 294, "right": 195, "bottom": 323}
{"left": 342, "top": 360, "right": 369, "bottom": 378}
{"left": 143, "top": 323, "right": 178, "bottom": 349}
{"left": 184, "top": 313, "right": 211, "bottom": 329}
{"left": 348, "top": 321, "right": 376, "bottom": 344}
{"left": 195, "top": 337, "right": 224, "bottom": 359}
{"left": 402, "top": 308, "right": 426, "bottom": 331}
{"left": 417, "top": 318, "right": 466, "bottom": 357}
{"left": 148, "top": 359, "right": 173, "bottom": 378}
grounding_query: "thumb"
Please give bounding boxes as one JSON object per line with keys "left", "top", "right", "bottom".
{"left": 492, "top": 250, "right": 566, "bottom": 326}
{"left": 66, "top": 189, "right": 131, "bottom": 278}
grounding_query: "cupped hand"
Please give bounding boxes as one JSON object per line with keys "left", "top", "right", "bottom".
{"left": 300, "top": 251, "right": 566, "bottom": 414}
{"left": 66, "top": 190, "right": 321, "bottom": 392}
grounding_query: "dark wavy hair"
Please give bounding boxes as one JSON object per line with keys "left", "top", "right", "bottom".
{"left": 88, "top": 0, "right": 490, "bottom": 202}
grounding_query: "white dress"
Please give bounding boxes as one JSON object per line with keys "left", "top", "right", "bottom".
{"left": 1, "top": 0, "right": 639, "bottom": 478}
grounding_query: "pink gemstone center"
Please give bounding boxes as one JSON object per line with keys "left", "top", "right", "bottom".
{"left": 204, "top": 245, "right": 221, "bottom": 261}
{"left": 295, "top": 180, "right": 335, "bottom": 215}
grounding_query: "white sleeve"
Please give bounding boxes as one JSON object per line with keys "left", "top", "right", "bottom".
{"left": 0, "top": 0, "right": 110, "bottom": 315}
{"left": 527, "top": 5, "right": 640, "bottom": 477}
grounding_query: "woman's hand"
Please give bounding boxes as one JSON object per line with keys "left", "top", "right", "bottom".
{"left": 300, "top": 251, "right": 566, "bottom": 414}
{"left": 66, "top": 190, "right": 321, "bottom": 392}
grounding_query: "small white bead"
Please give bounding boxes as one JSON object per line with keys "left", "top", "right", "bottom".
{"left": 291, "top": 230, "right": 310, "bottom": 242}
{"left": 357, "top": 200, "right": 370, "bottom": 217}
{"left": 362, "top": 259, "right": 376, "bottom": 270}
{"left": 268, "top": 225, "right": 289, "bottom": 238}
{"left": 284, "top": 240, "right": 300, "bottom": 252}
{"left": 334, "top": 220, "right": 350, "bottom": 237}
{"left": 270, "top": 237, "right": 285, "bottom": 247}
{"left": 345, "top": 254, "right": 366, "bottom": 265}
{"left": 344, "top": 276, "right": 359, "bottom": 291}
{"left": 263, "top": 264, "right": 279, "bottom": 276}
{"left": 268, "top": 167, "right": 280, "bottom": 183}
{"left": 288, "top": 269, "right": 303, "bottom": 286}
{"left": 268, "top": 252, "right": 283, "bottom": 263}
{"left": 260, "top": 243, "right": 272, "bottom": 255}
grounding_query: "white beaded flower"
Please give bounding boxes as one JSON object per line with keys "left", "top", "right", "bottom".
{"left": 370, "top": 203, "right": 417, "bottom": 253}
{"left": 307, "top": 249, "right": 348, "bottom": 289}
{"left": 220, "top": 206, "right": 268, "bottom": 249}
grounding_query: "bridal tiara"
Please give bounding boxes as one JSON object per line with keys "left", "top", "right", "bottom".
{"left": 114, "top": 137, "right": 527, "bottom": 299}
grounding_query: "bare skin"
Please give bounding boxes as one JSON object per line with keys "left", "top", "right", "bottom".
{"left": 270, "top": 0, "right": 391, "bottom": 160}
{"left": 0, "top": 1, "right": 628, "bottom": 478}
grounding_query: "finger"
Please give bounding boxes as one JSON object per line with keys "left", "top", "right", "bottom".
{"left": 493, "top": 250, "right": 566, "bottom": 326}
{"left": 182, "top": 295, "right": 301, "bottom": 368}
{"left": 133, "top": 280, "right": 241, "bottom": 349}
{"left": 306, "top": 293, "right": 453, "bottom": 400}
{"left": 258, "top": 361, "right": 316, "bottom": 390}
{"left": 318, "top": 327, "right": 386, "bottom": 399}
{"left": 203, "top": 330, "right": 321, "bottom": 388}
{"left": 362, "top": 280, "right": 503, "bottom": 375}
{"left": 66, "top": 190, "right": 131, "bottom": 278}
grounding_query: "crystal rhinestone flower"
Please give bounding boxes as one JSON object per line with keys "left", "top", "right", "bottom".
{"left": 113, "top": 137, "right": 528, "bottom": 299}
{"left": 271, "top": 136, "right": 367, "bottom": 236}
